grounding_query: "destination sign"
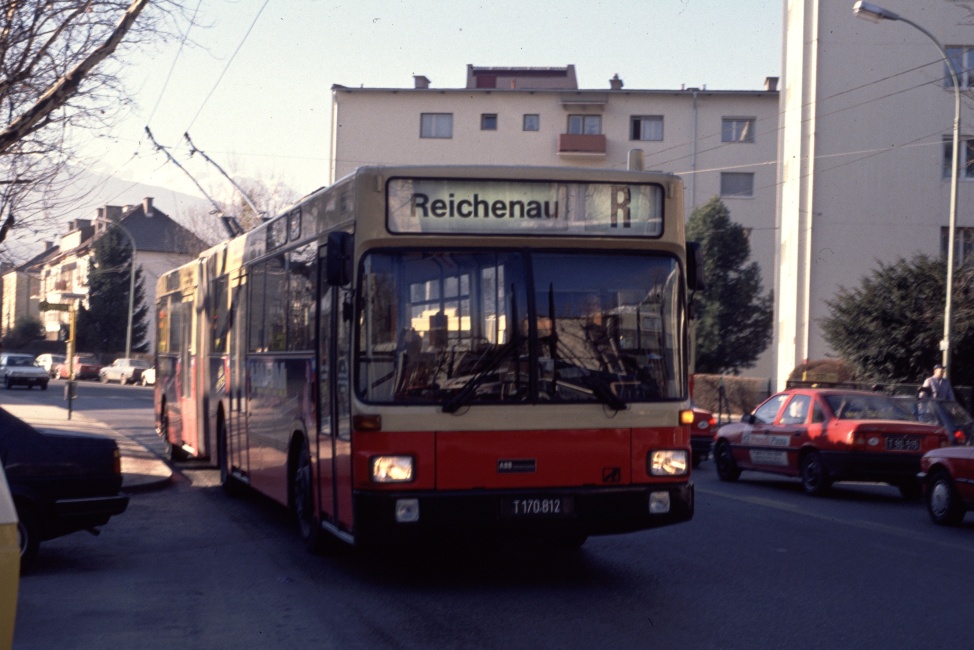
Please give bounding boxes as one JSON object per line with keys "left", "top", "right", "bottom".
{"left": 386, "top": 178, "right": 664, "bottom": 237}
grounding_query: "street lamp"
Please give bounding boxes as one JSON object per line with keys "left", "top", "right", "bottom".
{"left": 98, "top": 219, "right": 137, "bottom": 359}
{"left": 854, "top": 1, "right": 961, "bottom": 378}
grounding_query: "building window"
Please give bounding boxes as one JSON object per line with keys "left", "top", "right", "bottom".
{"left": 722, "top": 117, "right": 755, "bottom": 143}
{"left": 942, "top": 137, "right": 974, "bottom": 178}
{"left": 720, "top": 172, "right": 755, "bottom": 197}
{"left": 420, "top": 113, "right": 453, "bottom": 139}
{"left": 945, "top": 47, "right": 974, "bottom": 88}
{"left": 942, "top": 226, "right": 974, "bottom": 268}
{"left": 481, "top": 114, "right": 498, "bottom": 131}
{"left": 567, "top": 114, "right": 602, "bottom": 135}
{"left": 523, "top": 114, "right": 540, "bottom": 131}
{"left": 631, "top": 116, "right": 664, "bottom": 141}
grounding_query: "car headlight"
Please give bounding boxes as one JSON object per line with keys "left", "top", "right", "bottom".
{"left": 370, "top": 455, "right": 414, "bottom": 483}
{"left": 649, "top": 450, "right": 689, "bottom": 476}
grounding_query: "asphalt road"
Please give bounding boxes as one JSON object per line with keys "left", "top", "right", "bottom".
{"left": 8, "top": 383, "right": 974, "bottom": 649}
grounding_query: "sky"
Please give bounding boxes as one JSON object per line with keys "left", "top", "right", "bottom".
{"left": 50, "top": 0, "right": 782, "bottom": 250}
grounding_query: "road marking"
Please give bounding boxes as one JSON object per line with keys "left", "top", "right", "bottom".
{"left": 697, "top": 485, "right": 974, "bottom": 553}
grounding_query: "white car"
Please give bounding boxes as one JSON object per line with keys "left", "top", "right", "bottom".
{"left": 0, "top": 353, "right": 49, "bottom": 390}
{"left": 99, "top": 358, "right": 151, "bottom": 385}
{"left": 140, "top": 367, "right": 156, "bottom": 387}
{"left": 34, "top": 353, "right": 66, "bottom": 379}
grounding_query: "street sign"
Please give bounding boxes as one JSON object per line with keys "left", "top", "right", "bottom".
{"left": 38, "top": 300, "right": 70, "bottom": 312}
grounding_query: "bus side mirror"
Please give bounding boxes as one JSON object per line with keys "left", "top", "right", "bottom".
{"left": 687, "top": 241, "right": 706, "bottom": 292}
{"left": 326, "top": 231, "right": 353, "bottom": 287}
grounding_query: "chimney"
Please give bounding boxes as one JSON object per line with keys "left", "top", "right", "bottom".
{"left": 609, "top": 74, "right": 624, "bottom": 90}
{"left": 143, "top": 197, "right": 154, "bottom": 217}
{"left": 43, "top": 241, "right": 52, "bottom": 250}
{"left": 414, "top": 75, "right": 430, "bottom": 89}
{"left": 765, "top": 76, "right": 779, "bottom": 92}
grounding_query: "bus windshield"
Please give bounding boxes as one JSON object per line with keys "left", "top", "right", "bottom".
{"left": 357, "top": 250, "right": 685, "bottom": 407}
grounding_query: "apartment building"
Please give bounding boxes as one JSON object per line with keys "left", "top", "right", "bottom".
{"left": 2, "top": 198, "right": 208, "bottom": 351}
{"left": 777, "top": 0, "right": 974, "bottom": 386}
{"left": 331, "top": 64, "right": 780, "bottom": 375}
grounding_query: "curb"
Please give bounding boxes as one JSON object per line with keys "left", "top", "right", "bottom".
{"left": 0, "top": 400, "right": 173, "bottom": 492}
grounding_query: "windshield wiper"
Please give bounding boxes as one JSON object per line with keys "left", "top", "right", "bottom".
{"left": 443, "top": 289, "right": 520, "bottom": 414}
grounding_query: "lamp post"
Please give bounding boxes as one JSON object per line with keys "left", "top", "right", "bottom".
{"left": 854, "top": 1, "right": 961, "bottom": 378}
{"left": 98, "top": 219, "right": 137, "bottom": 359}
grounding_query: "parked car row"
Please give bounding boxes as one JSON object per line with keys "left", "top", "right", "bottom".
{"left": 701, "top": 387, "right": 974, "bottom": 529}
{"left": 0, "top": 352, "right": 155, "bottom": 388}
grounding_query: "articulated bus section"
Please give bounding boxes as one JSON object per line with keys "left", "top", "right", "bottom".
{"left": 155, "top": 165, "right": 700, "bottom": 551}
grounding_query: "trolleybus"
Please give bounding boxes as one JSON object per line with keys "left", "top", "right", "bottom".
{"left": 155, "top": 165, "right": 703, "bottom": 550}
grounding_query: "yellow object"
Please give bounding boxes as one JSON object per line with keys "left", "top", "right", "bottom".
{"left": 0, "top": 464, "right": 20, "bottom": 650}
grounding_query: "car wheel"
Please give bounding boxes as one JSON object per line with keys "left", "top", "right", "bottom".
{"left": 714, "top": 441, "right": 741, "bottom": 481}
{"left": 692, "top": 452, "right": 703, "bottom": 468}
{"left": 292, "top": 437, "right": 332, "bottom": 554}
{"left": 4, "top": 377, "right": 11, "bottom": 389}
{"left": 800, "top": 451, "right": 832, "bottom": 496}
{"left": 15, "top": 501, "right": 42, "bottom": 570}
{"left": 40, "top": 381, "right": 48, "bottom": 391}
{"left": 100, "top": 373, "right": 108, "bottom": 384}
{"left": 927, "top": 469, "right": 966, "bottom": 526}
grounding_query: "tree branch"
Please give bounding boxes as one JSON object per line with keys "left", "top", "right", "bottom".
{"left": 0, "top": 0, "right": 149, "bottom": 155}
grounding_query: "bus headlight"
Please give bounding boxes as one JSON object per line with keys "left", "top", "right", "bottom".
{"left": 649, "top": 450, "right": 688, "bottom": 476}
{"left": 371, "top": 455, "right": 414, "bottom": 483}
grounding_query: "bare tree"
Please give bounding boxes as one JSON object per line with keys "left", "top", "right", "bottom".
{"left": 0, "top": 0, "right": 189, "bottom": 246}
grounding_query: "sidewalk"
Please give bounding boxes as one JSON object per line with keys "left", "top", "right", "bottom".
{"left": 0, "top": 401, "right": 172, "bottom": 492}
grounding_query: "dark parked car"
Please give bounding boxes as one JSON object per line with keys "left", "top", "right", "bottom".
{"left": 689, "top": 405, "right": 716, "bottom": 467}
{"left": 896, "top": 396, "right": 974, "bottom": 445}
{"left": 0, "top": 407, "right": 129, "bottom": 568}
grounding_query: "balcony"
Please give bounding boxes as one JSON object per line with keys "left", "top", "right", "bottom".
{"left": 557, "top": 133, "right": 606, "bottom": 156}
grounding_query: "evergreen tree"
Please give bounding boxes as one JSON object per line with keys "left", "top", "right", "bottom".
{"left": 1, "top": 316, "right": 44, "bottom": 350}
{"left": 685, "top": 197, "right": 773, "bottom": 374}
{"left": 76, "top": 225, "right": 149, "bottom": 354}
{"left": 822, "top": 255, "right": 974, "bottom": 386}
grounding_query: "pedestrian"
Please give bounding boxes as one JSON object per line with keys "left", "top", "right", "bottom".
{"left": 922, "top": 363, "right": 956, "bottom": 401}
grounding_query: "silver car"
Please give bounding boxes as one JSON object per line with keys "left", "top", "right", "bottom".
{"left": 0, "top": 353, "right": 49, "bottom": 390}
{"left": 98, "top": 358, "right": 151, "bottom": 385}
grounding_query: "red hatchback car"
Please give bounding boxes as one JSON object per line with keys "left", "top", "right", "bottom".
{"left": 714, "top": 389, "right": 949, "bottom": 498}
{"left": 56, "top": 355, "right": 103, "bottom": 381}
{"left": 919, "top": 446, "right": 974, "bottom": 525}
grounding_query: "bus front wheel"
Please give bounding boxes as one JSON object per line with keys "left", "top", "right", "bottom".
{"left": 292, "top": 437, "right": 330, "bottom": 555}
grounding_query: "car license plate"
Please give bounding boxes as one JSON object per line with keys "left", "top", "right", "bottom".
{"left": 885, "top": 436, "right": 920, "bottom": 451}
{"left": 500, "top": 496, "right": 573, "bottom": 518}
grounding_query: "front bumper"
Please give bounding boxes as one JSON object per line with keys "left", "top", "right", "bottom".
{"left": 352, "top": 482, "right": 694, "bottom": 546}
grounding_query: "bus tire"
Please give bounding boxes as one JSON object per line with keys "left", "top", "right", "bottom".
{"left": 217, "top": 412, "right": 243, "bottom": 496}
{"left": 292, "top": 437, "right": 329, "bottom": 555}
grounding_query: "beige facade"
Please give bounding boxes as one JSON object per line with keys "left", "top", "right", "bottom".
{"left": 777, "top": 0, "right": 974, "bottom": 386}
{"left": 1, "top": 199, "right": 207, "bottom": 352}
{"left": 331, "top": 66, "right": 780, "bottom": 375}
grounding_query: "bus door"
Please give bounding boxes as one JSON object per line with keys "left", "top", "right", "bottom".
{"left": 227, "top": 270, "right": 248, "bottom": 478}
{"left": 178, "top": 294, "right": 199, "bottom": 452}
{"left": 316, "top": 245, "right": 354, "bottom": 533}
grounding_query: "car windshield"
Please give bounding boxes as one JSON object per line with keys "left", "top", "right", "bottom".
{"left": 356, "top": 250, "right": 686, "bottom": 408}
{"left": 942, "top": 401, "right": 974, "bottom": 425}
{"left": 6, "top": 356, "right": 33, "bottom": 367}
{"left": 825, "top": 394, "right": 913, "bottom": 421}
{"left": 897, "top": 397, "right": 940, "bottom": 424}
{"left": 78, "top": 357, "right": 98, "bottom": 365}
